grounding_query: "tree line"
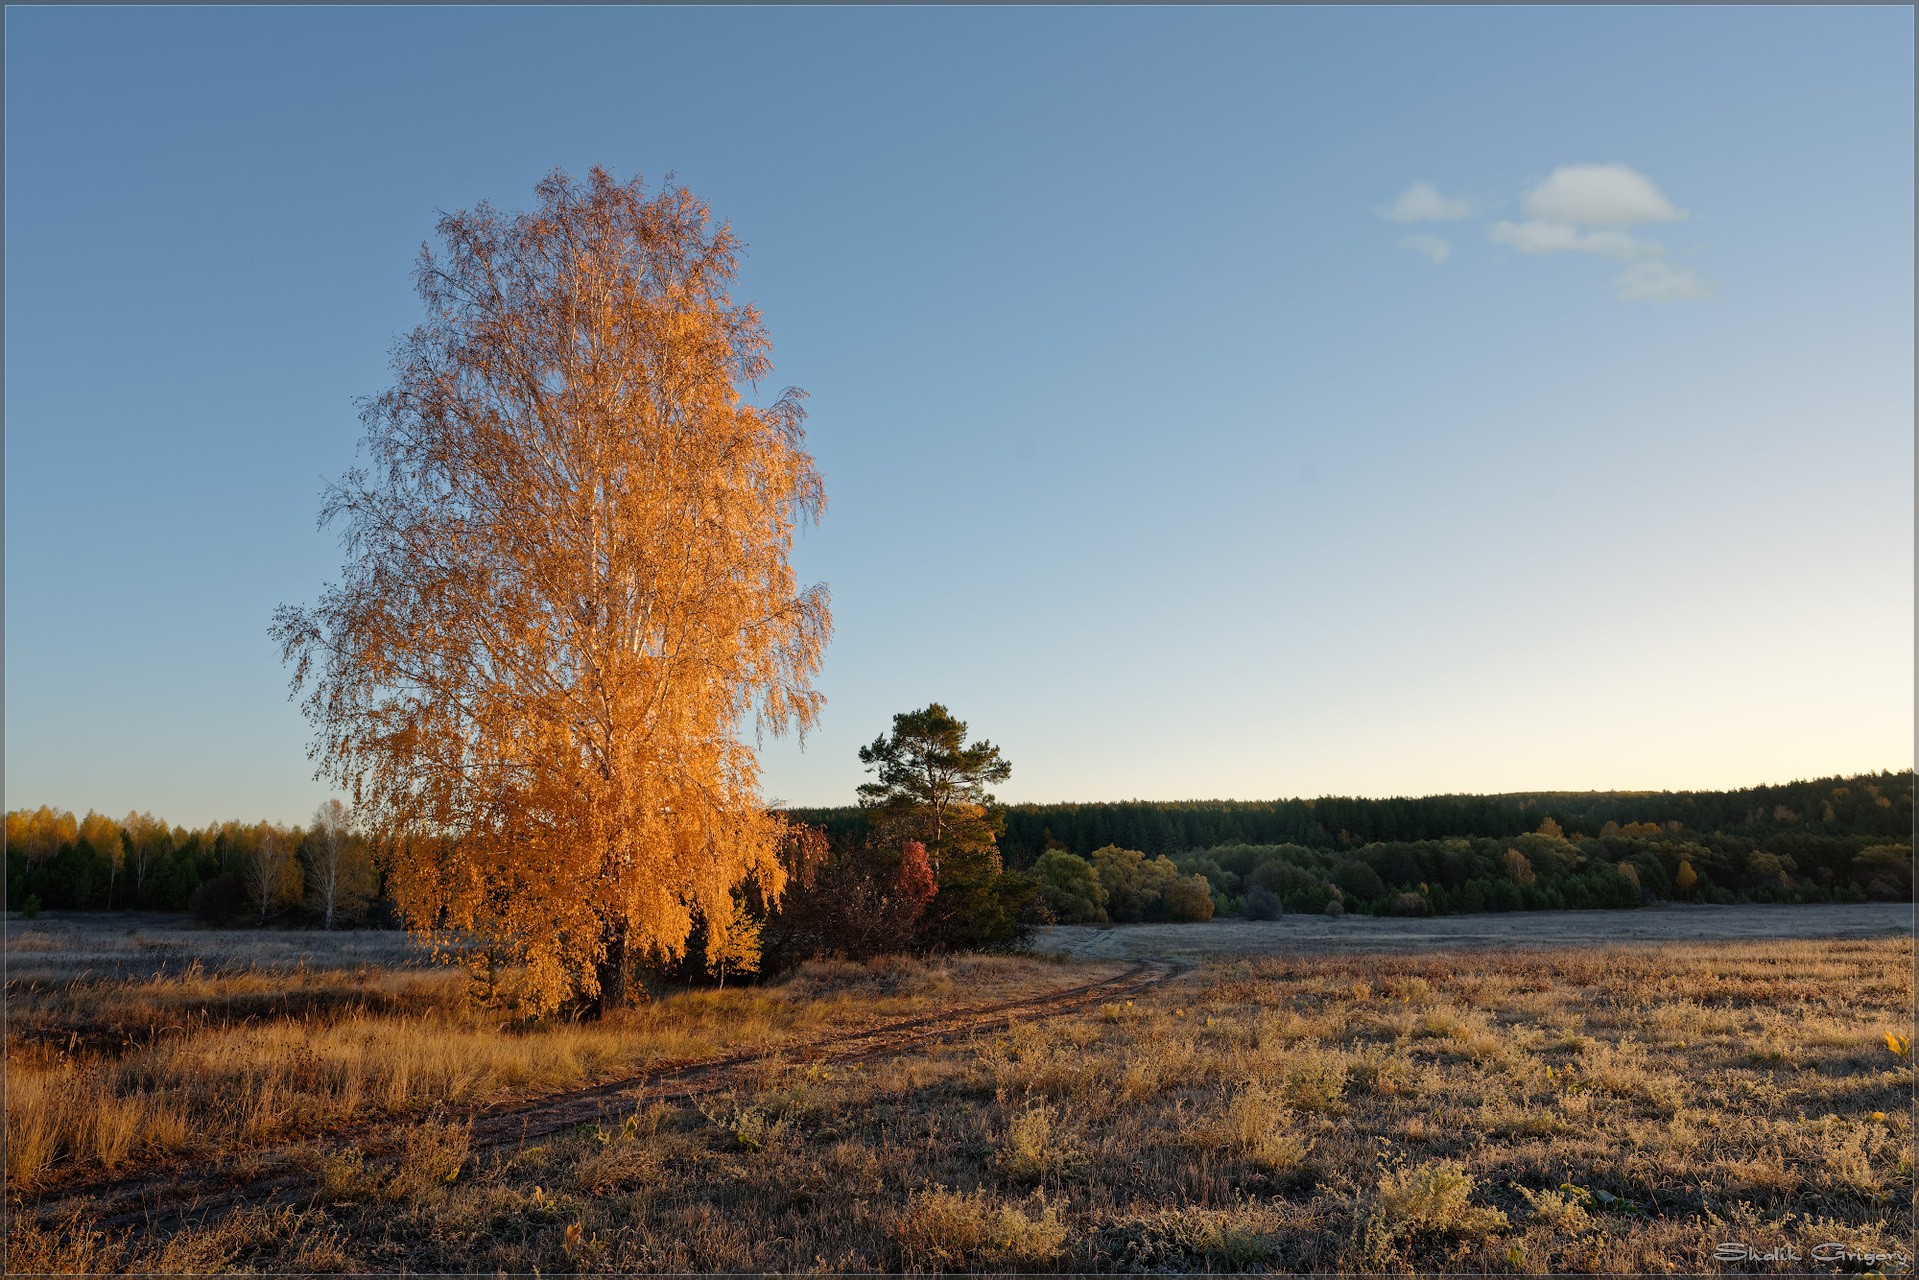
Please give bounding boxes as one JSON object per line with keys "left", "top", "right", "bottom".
{"left": 6, "top": 800, "right": 379, "bottom": 927}
{"left": 14, "top": 769, "right": 1908, "bottom": 939}
{"left": 789, "top": 769, "right": 1912, "bottom": 870}
{"left": 1031, "top": 820, "right": 1910, "bottom": 926}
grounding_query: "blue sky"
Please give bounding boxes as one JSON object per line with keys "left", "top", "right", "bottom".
{"left": 6, "top": 6, "right": 1912, "bottom": 825}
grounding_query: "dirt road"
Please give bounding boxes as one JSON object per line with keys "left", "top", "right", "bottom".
{"left": 1034, "top": 902, "right": 1913, "bottom": 962}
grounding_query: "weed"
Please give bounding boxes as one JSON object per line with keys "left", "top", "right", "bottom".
{"left": 897, "top": 1187, "right": 1067, "bottom": 1270}
{"left": 1370, "top": 1158, "right": 1510, "bottom": 1244}
{"left": 315, "top": 1146, "right": 369, "bottom": 1203}
{"left": 698, "top": 1097, "right": 789, "bottom": 1151}
{"left": 995, "top": 1104, "right": 1082, "bottom": 1184}
{"left": 1282, "top": 1050, "right": 1349, "bottom": 1112}
{"left": 1349, "top": 1043, "right": 1409, "bottom": 1098}
{"left": 386, "top": 1119, "right": 469, "bottom": 1202}
{"left": 1208, "top": 1081, "right": 1309, "bottom": 1168}
{"left": 1514, "top": 1184, "right": 1595, "bottom": 1235}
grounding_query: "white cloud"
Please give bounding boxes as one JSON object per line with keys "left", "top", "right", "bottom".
{"left": 1398, "top": 234, "right": 1452, "bottom": 263}
{"left": 1392, "top": 163, "right": 1708, "bottom": 302}
{"left": 1521, "top": 163, "right": 1685, "bottom": 227}
{"left": 1614, "top": 259, "right": 1712, "bottom": 302}
{"left": 1486, "top": 164, "right": 1706, "bottom": 302}
{"left": 1378, "top": 181, "right": 1473, "bottom": 223}
{"left": 1486, "top": 220, "right": 1653, "bottom": 260}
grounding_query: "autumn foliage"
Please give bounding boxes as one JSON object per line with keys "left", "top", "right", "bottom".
{"left": 273, "top": 169, "right": 829, "bottom": 1013}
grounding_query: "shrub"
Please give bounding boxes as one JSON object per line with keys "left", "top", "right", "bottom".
{"left": 897, "top": 1187, "right": 1066, "bottom": 1270}
{"left": 1242, "top": 885, "right": 1282, "bottom": 920}
{"left": 20, "top": 894, "right": 40, "bottom": 919}
{"left": 1211, "top": 1082, "right": 1309, "bottom": 1167}
{"left": 1515, "top": 1185, "right": 1595, "bottom": 1235}
{"left": 1322, "top": 898, "right": 1345, "bottom": 918}
{"left": 922, "top": 860, "right": 1040, "bottom": 951}
{"left": 1853, "top": 845, "right": 1914, "bottom": 901}
{"left": 1033, "top": 849, "right": 1108, "bottom": 924}
{"left": 763, "top": 841, "right": 933, "bottom": 966}
{"left": 1591, "top": 868, "right": 1642, "bottom": 910}
{"left": 316, "top": 1147, "right": 372, "bottom": 1203}
{"left": 188, "top": 874, "right": 250, "bottom": 927}
{"left": 1331, "top": 861, "right": 1385, "bottom": 902}
{"left": 1249, "top": 859, "right": 1334, "bottom": 914}
{"left": 1371, "top": 1159, "right": 1509, "bottom": 1242}
{"left": 995, "top": 1105, "right": 1081, "bottom": 1184}
{"left": 1091, "top": 846, "right": 1180, "bottom": 922}
{"left": 1163, "top": 874, "right": 1215, "bottom": 922}
{"left": 1391, "top": 892, "right": 1429, "bottom": 918}
{"left": 1282, "top": 1054, "right": 1348, "bottom": 1112}
{"left": 1287, "top": 882, "right": 1336, "bottom": 914}
{"left": 1251, "top": 859, "right": 1321, "bottom": 896}
{"left": 1182, "top": 857, "right": 1240, "bottom": 900}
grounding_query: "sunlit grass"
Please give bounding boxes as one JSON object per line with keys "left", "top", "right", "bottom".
{"left": 7, "top": 937, "right": 1911, "bottom": 1274}
{"left": 3, "top": 952, "right": 1068, "bottom": 1190}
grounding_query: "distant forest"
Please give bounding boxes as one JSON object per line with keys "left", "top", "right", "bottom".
{"left": 788, "top": 770, "right": 1914, "bottom": 867}
{"left": 8, "top": 770, "right": 1910, "bottom": 924}
{"left": 791, "top": 770, "right": 1913, "bottom": 920}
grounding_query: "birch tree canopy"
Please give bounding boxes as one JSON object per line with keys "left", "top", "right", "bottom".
{"left": 273, "top": 168, "right": 831, "bottom": 1014}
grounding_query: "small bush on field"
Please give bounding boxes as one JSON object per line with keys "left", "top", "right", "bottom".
{"left": 699, "top": 1097, "right": 790, "bottom": 1151}
{"left": 1087, "top": 1205, "right": 1286, "bottom": 1271}
{"left": 897, "top": 1186, "right": 1066, "bottom": 1269}
{"left": 1382, "top": 975, "right": 1431, "bottom": 1001}
{"left": 313, "top": 1146, "right": 370, "bottom": 1203}
{"left": 1515, "top": 1185, "right": 1595, "bottom": 1235}
{"left": 1348, "top": 1044, "right": 1408, "bottom": 1098}
{"left": 995, "top": 1104, "right": 1081, "bottom": 1184}
{"left": 1370, "top": 1159, "right": 1509, "bottom": 1243}
{"left": 1204, "top": 1082, "right": 1309, "bottom": 1168}
{"left": 1281, "top": 1052, "right": 1348, "bottom": 1112}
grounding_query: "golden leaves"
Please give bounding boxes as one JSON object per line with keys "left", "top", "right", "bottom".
{"left": 277, "top": 169, "right": 828, "bottom": 1013}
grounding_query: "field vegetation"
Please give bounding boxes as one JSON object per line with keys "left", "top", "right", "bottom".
{"left": 5, "top": 942, "right": 1063, "bottom": 1195}
{"left": 7, "top": 933, "right": 1911, "bottom": 1274}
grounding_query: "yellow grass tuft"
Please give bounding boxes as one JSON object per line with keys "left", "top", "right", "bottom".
{"left": 896, "top": 1187, "right": 1067, "bottom": 1270}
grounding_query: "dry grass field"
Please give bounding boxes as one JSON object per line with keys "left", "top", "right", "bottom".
{"left": 4, "top": 920, "right": 1914, "bottom": 1274}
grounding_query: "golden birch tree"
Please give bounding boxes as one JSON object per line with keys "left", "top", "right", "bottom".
{"left": 272, "top": 168, "right": 830, "bottom": 1014}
